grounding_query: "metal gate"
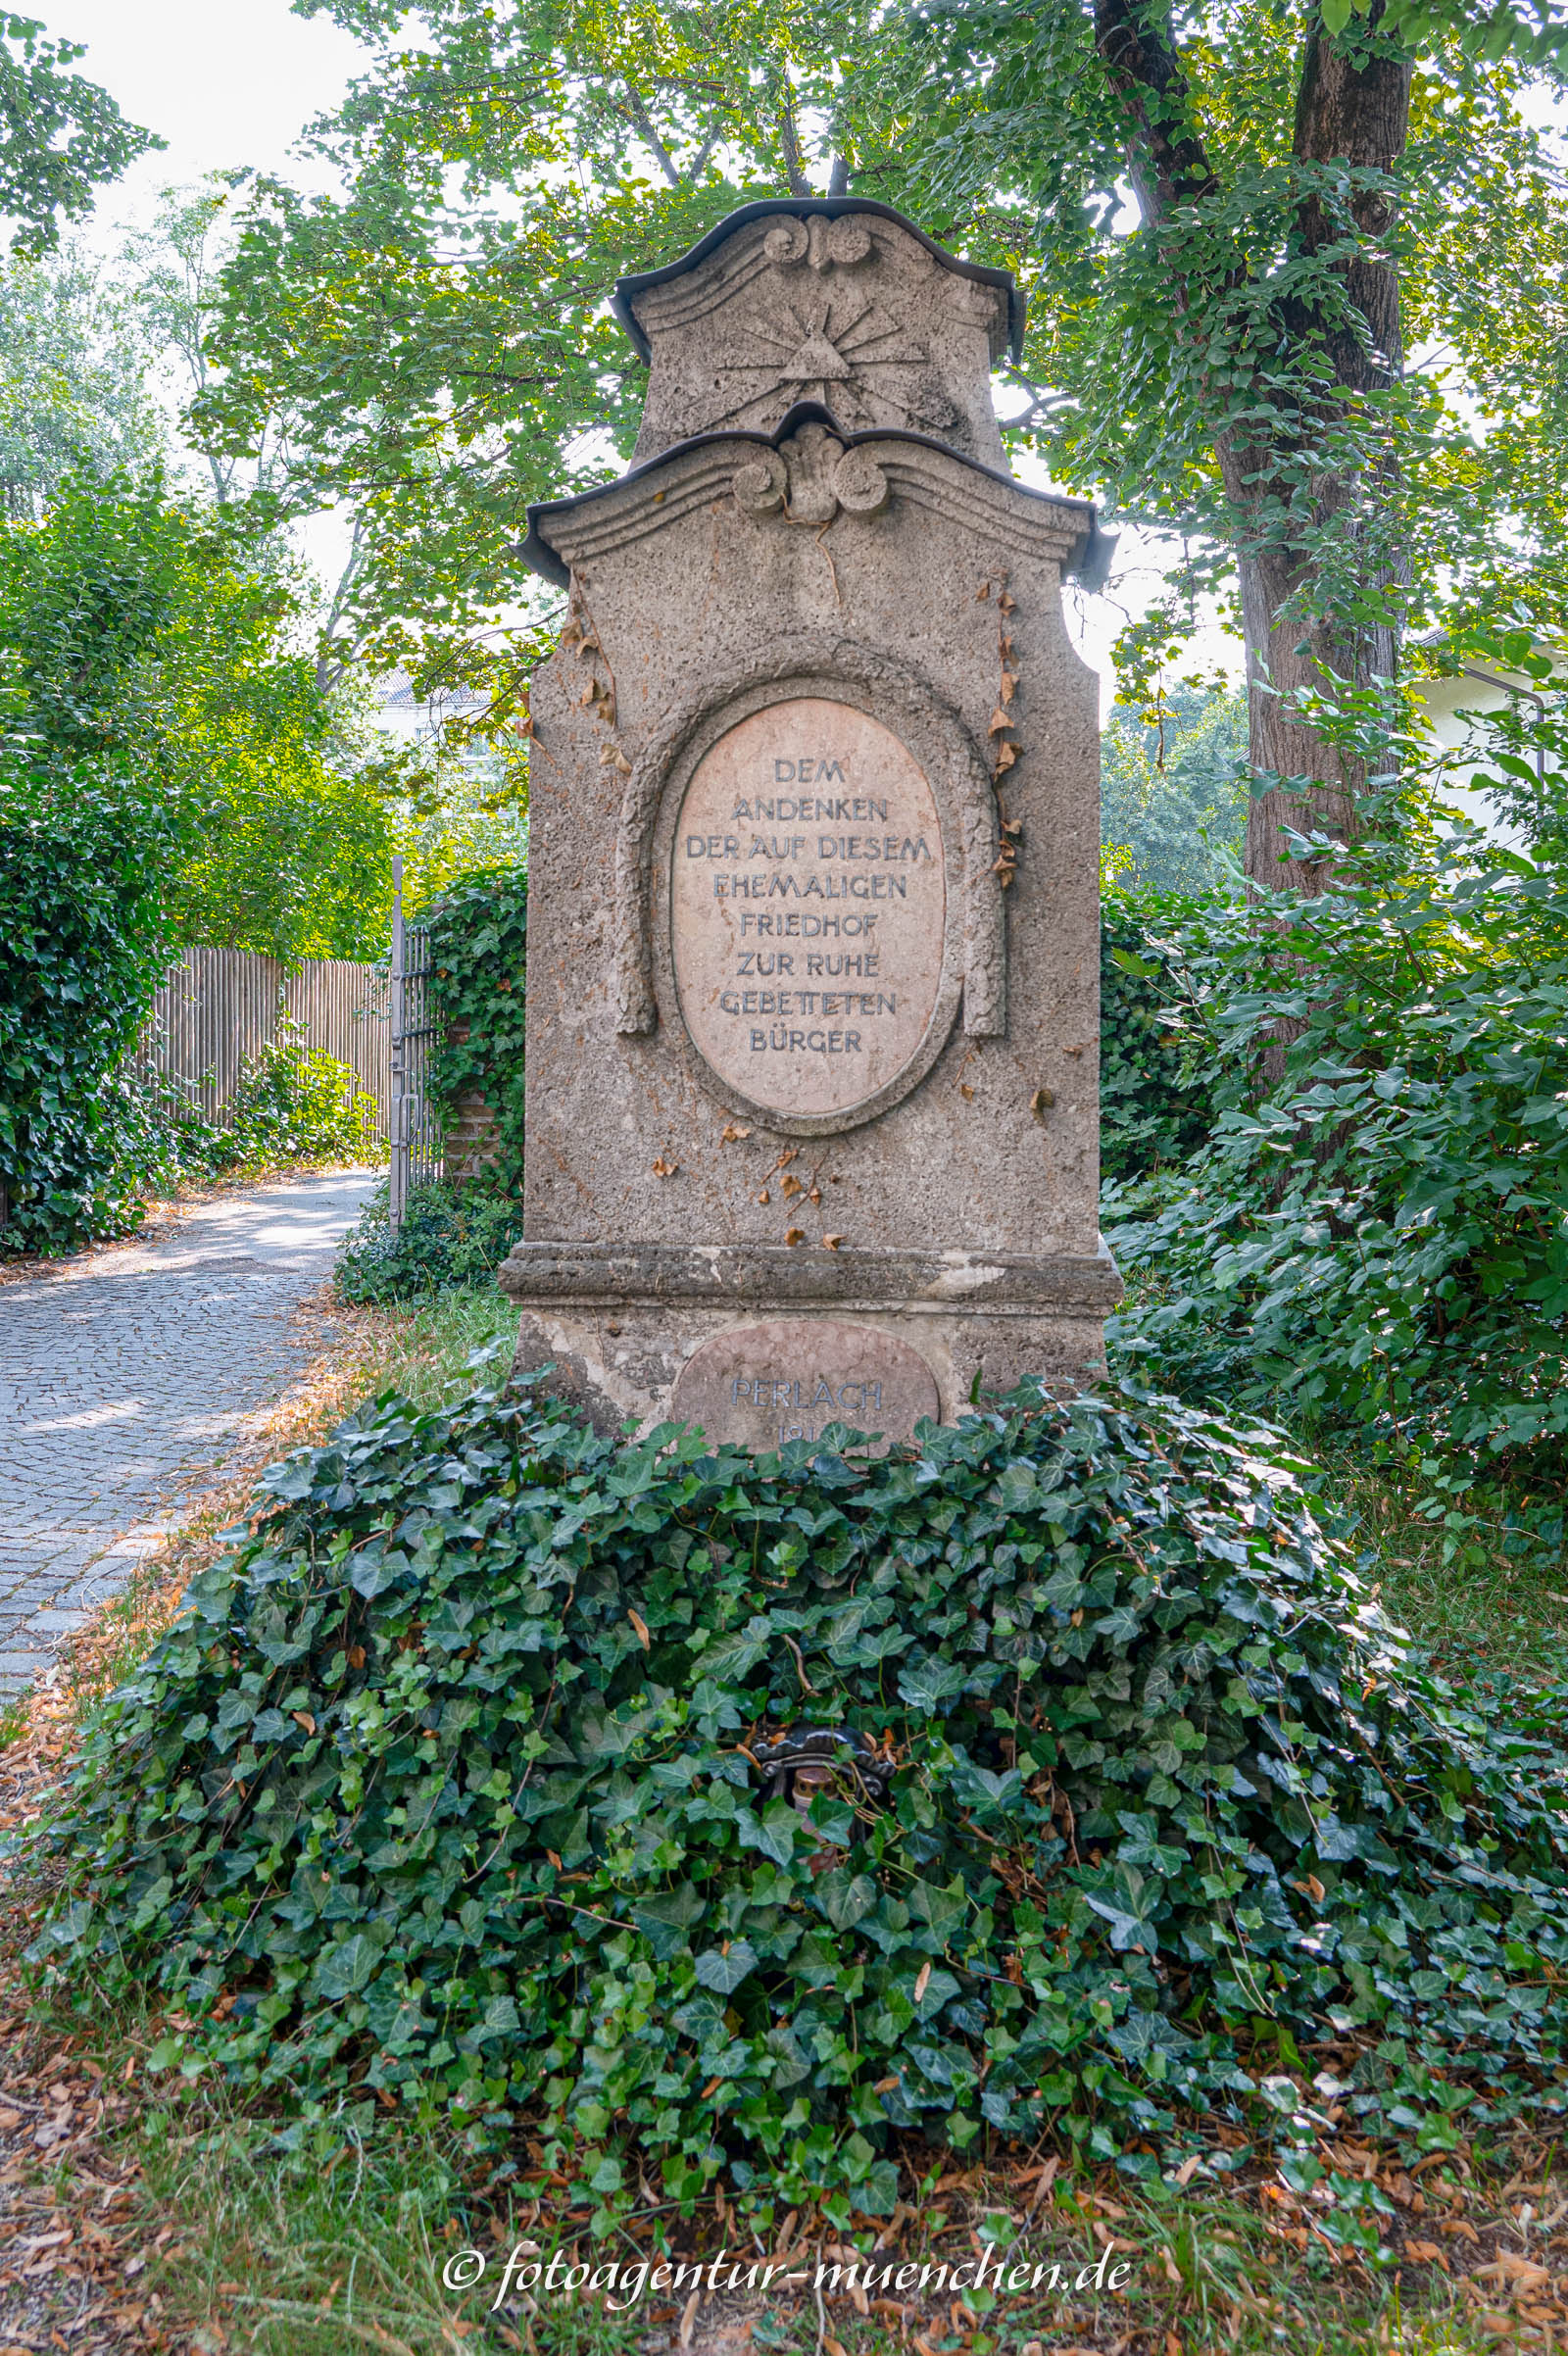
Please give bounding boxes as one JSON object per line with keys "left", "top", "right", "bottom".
{"left": 388, "top": 859, "right": 441, "bottom": 1234}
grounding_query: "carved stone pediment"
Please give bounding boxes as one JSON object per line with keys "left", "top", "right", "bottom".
{"left": 614, "top": 200, "right": 1018, "bottom": 468}
{"left": 523, "top": 413, "right": 1097, "bottom": 588}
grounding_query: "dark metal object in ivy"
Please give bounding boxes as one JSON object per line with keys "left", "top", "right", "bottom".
{"left": 751, "top": 1727, "right": 892, "bottom": 1825}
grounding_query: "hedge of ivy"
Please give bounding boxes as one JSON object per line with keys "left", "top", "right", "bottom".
{"left": 1100, "top": 884, "right": 1216, "bottom": 1186}
{"left": 32, "top": 1379, "right": 1568, "bottom": 2213}
{"left": 0, "top": 769, "right": 176, "bottom": 1253}
{"left": 335, "top": 865, "right": 526, "bottom": 1301}
{"left": 427, "top": 864, "right": 527, "bottom": 1191}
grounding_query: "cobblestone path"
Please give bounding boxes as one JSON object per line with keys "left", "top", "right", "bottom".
{"left": 0, "top": 1170, "right": 377, "bottom": 1697}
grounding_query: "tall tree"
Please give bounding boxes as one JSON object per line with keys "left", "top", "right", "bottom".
{"left": 0, "top": 242, "right": 163, "bottom": 516}
{"left": 199, "top": 0, "right": 1568, "bottom": 885}
{"left": 0, "top": 13, "right": 161, "bottom": 253}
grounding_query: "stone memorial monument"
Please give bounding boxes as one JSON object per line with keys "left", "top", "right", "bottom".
{"left": 500, "top": 197, "right": 1121, "bottom": 1448}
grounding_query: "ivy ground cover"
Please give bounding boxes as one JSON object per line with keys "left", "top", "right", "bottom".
{"left": 28, "top": 1381, "right": 1568, "bottom": 2217}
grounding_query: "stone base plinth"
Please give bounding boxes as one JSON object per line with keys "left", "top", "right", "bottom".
{"left": 499, "top": 1240, "right": 1122, "bottom": 1446}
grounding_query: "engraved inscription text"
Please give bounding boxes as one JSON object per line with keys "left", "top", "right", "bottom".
{"left": 670, "top": 698, "right": 946, "bottom": 1118}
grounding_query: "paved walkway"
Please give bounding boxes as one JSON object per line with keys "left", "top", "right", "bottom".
{"left": 0, "top": 1170, "right": 378, "bottom": 1697}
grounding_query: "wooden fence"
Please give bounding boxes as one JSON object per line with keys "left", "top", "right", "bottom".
{"left": 138, "top": 948, "right": 392, "bottom": 1132}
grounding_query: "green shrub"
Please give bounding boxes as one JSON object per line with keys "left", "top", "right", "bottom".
{"left": 1100, "top": 685, "right": 1249, "bottom": 894}
{"left": 31, "top": 1380, "right": 1568, "bottom": 2210}
{"left": 182, "top": 1015, "right": 385, "bottom": 1177}
{"left": 0, "top": 762, "right": 177, "bottom": 1253}
{"left": 1106, "top": 670, "right": 1568, "bottom": 1467}
{"left": 334, "top": 1176, "right": 519, "bottom": 1302}
{"left": 1100, "top": 882, "right": 1217, "bottom": 1185}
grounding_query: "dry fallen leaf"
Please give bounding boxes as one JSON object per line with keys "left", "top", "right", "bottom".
{"left": 1160, "top": 2245, "right": 1183, "bottom": 2285}
{"left": 1173, "top": 2152, "right": 1202, "bottom": 2185}
{"left": 994, "top": 740, "right": 1018, "bottom": 772}
{"left": 913, "top": 1960, "right": 932, "bottom": 2004}
{"left": 821, "top": 1234, "right": 845, "bottom": 1251}
{"left": 720, "top": 1122, "right": 751, "bottom": 1142}
{"left": 628, "top": 1608, "right": 651, "bottom": 1651}
{"left": 784, "top": 1227, "right": 805, "bottom": 1246}
{"left": 960, "top": 1083, "right": 974, "bottom": 1100}
{"left": 651, "top": 1156, "right": 679, "bottom": 1179}
{"left": 756, "top": 1188, "right": 770, "bottom": 1204}
{"left": 679, "top": 2289, "right": 702, "bottom": 2349}
{"left": 987, "top": 707, "right": 1012, "bottom": 735}
{"left": 1030, "top": 1087, "right": 1054, "bottom": 1121}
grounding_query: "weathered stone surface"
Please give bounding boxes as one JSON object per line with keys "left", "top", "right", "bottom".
{"left": 504, "top": 197, "right": 1119, "bottom": 1438}
{"left": 669, "top": 1318, "right": 940, "bottom": 1450}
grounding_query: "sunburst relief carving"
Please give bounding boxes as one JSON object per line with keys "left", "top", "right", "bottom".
{"left": 710, "top": 289, "right": 959, "bottom": 437}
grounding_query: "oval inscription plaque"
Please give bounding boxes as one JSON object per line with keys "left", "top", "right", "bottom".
{"left": 670, "top": 697, "right": 946, "bottom": 1120}
{"left": 671, "top": 1319, "right": 941, "bottom": 1452}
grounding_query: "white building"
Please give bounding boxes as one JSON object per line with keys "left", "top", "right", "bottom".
{"left": 1410, "top": 653, "right": 1562, "bottom": 846}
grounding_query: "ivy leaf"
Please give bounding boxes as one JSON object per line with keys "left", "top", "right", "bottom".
{"left": 314, "top": 1934, "right": 380, "bottom": 1999}
{"left": 632, "top": 1884, "right": 706, "bottom": 1960}
{"left": 898, "top": 1655, "right": 967, "bottom": 1711}
{"left": 694, "top": 1939, "right": 759, "bottom": 1992}
{"left": 739, "top": 1799, "right": 802, "bottom": 1867}
{"left": 814, "top": 1870, "right": 877, "bottom": 1931}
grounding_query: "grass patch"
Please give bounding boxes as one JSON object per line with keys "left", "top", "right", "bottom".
{"left": 1331, "top": 1453, "right": 1568, "bottom": 1686}
{"left": 349, "top": 1288, "right": 520, "bottom": 1412}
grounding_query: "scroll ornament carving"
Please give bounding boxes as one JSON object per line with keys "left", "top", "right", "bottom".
{"left": 733, "top": 423, "right": 889, "bottom": 528}
{"left": 761, "top": 215, "right": 873, "bottom": 271}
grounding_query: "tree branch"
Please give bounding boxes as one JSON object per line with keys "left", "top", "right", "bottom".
{"left": 1091, "top": 0, "right": 1220, "bottom": 225}
{"left": 778, "top": 83, "right": 812, "bottom": 199}
{"left": 618, "top": 81, "right": 683, "bottom": 190}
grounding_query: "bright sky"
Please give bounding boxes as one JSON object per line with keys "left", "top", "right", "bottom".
{"left": 56, "top": 0, "right": 366, "bottom": 214}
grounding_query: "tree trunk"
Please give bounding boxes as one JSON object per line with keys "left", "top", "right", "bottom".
{"left": 1094, "top": 0, "right": 1413, "bottom": 893}
{"left": 1237, "top": 25, "right": 1412, "bottom": 891}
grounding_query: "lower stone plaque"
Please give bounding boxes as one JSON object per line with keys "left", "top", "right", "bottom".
{"left": 670, "top": 1318, "right": 941, "bottom": 1451}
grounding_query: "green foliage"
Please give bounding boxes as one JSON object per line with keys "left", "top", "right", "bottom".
{"left": 32, "top": 1379, "right": 1568, "bottom": 2205}
{"left": 1100, "top": 887, "right": 1217, "bottom": 1187}
{"left": 426, "top": 863, "right": 527, "bottom": 1190}
{"left": 0, "top": 467, "right": 405, "bottom": 962}
{"left": 1101, "top": 688, "right": 1249, "bottom": 894}
{"left": 182, "top": 1017, "right": 385, "bottom": 1178}
{"left": 334, "top": 862, "right": 528, "bottom": 1302}
{"left": 0, "top": 15, "right": 160, "bottom": 257}
{"left": 1106, "top": 662, "right": 1568, "bottom": 1465}
{"left": 334, "top": 1177, "right": 520, "bottom": 1303}
{"left": 0, "top": 757, "right": 177, "bottom": 1252}
{"left": 0, "top": 244, "right": 163, "bottom": 520}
